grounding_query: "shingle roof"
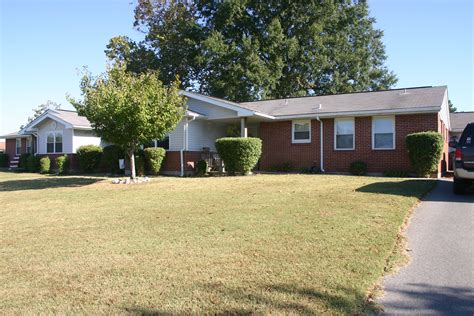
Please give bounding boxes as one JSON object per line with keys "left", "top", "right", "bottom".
{"left": 50, "top": 109, "right": 91, "bottom": 128}
{"left": 450, "top": 112, "right": 474, "bottom": 132}
{"left": 240, "top": 86, "right": 447, "bottom": 117}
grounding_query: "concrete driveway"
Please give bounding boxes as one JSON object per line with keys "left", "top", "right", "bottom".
{"left": 378, "top": 179, "right": 474, "bottom": 315}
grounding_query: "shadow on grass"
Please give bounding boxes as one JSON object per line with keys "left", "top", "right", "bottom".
{"left": 356, "top": 179, "right": 436, "bottom": 198}
{"left": 380, "top": 283, "right": 474, "bottom": 314}
{"left": 357, "top": 179, "right": 474, "bottom": 202}
{"left": 0, "top": 176, "right": 102, "bottom": 192}
{"left": 122, "top": 282, "right": 373, "bottom": 315}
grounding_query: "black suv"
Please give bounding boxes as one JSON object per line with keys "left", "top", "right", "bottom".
{"left": 453, "top": 122, "right": 474, "bottom": 194}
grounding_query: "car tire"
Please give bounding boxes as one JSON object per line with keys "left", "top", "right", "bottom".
{"left": 453, "top": 177, "right": 466, "bottom": 195}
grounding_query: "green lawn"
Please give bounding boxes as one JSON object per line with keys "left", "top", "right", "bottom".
{"left": 0, "top": 171, "right": 434, "bottom": 314}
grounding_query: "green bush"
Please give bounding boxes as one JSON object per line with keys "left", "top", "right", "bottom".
{"left": 144, "top": 147, "right": 166, "bottom": 175}
{"left": 383, "top": 170, "right": 409, "bottom": 178}
{"left": 19, "top": 153, "right": 31, "bottom": 169}
{"left": 406, "top": 132, "right": 443, "bottom": 177}
{"left": 0, "top": 153, "right": 9, "bottom": 168}
{"left": 27, "top": 155, "right": 40, "bottom": 172}
{"left": 349, "top": 161, "right": 367, "bottom": 176}
{"left": 56, "top": 155, "right": 68, "bottom": 175}
{"left": 135, "top": 155, "right": 145, "bottom": 176}
{"left": 39, "top": 156, "right": 51, "bottom": 174}
{"left": 215, "top": 137, "right": 262, "bottom": 175}
{"left": 271, "top": 162, "right": 292, "bottom": 172}
{"left": 102, "top": 145, "right": 125, "bottom": 174}
{"left": 196, "top": 159, "right": 208, "bottom": 176}
{"left": 76, "top": 145, "right": 103, "bottom": 173}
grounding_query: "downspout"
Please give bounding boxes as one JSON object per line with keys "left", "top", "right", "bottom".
{"left": 179, "top": 115, "right": 197, "bottom": 177}
{"left": 316, "top": 117, "right": 325, "bottom": 172}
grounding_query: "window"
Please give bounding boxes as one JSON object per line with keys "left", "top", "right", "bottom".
{"left": 47, "top": 132, "right": 63, "bottom": 153}
{"left": 26, "top": 138, "right": 32, "bottom": 154}
{"left": 16, "top": 138, "right": 21, "bottom": 155}
{"left": 334, "top": 118, "right": 355, "bottom": 150}
{"left": 292, "top": 120, "right": 311, "bottom": 143}
{"left": 47, "top": 133, "right": 55, "bottom": 153}
{"left": 372, "top": 116, "right": 395, "bottom": 150}
{"left": 55, "top": 133, "right": 63, "bottom": 153}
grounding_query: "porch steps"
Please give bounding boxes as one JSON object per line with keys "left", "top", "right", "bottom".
{"left": 9, "top": 155, "right": 20, "bottom": 169}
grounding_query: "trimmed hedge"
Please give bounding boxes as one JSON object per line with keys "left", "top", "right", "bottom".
{"left": 39, "top": 157, "right": 51, "bottom": 174}
{"left": 144, "top": 147, "right": 166, "bottom": 175}
{"left": 56, "top": 155, "right": 68, "bottom": 175}
{"left": 27, "top": 155, "right": 40, "bottom": 172}
{"left": 0, "top": 153, "right": 9, "bottom": 168}
{"left": 19, "top": 153, "right": 31, "bottom": 169}
{"left": 215, "top": 137, "right": 262, "bottom": 175}
{"left": 102, "top": 145, "right": 125, "bottom": 174}
{"left": 349, "top": 161, "right": 367, "bottom": 176}
{"left": 406, "top": 131, "right": 444, "bottom": 177}
{"left": 77, "top": 145, "right": 103, "bottom": 173}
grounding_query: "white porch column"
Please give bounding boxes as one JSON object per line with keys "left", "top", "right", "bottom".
{"left": 240, "top": 117, "right": 248, "bottom": 138}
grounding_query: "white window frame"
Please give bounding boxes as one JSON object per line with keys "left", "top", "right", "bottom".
{"left": 46, "top": 131, "right": 63, "bottom": 154}
{"left": 292, "top": 120, "right": 311, "bottom": 144}
{"left": 372, "top": 116, "right": 396, "bottom": 150}
{"left": 15, "top": 138, "right": 21, "bottom": 155}
{"left": 334, "top": 117, "right": 355, "bottom": 150}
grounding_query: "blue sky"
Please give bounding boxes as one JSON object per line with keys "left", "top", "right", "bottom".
{"left": 1, "top": 0, "right": 473, "bottom": 135}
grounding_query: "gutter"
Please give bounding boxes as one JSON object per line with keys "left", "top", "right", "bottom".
{"left": 316, "top": 116, "right": 325, "bottom": 173}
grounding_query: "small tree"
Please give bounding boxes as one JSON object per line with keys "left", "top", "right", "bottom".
{"left": 69, "top": 66, "right": 185, "bottom": 179}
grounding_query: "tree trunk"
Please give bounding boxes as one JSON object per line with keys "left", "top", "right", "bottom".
{"left": 129, "top": 149, "right": 136, "bottom": 179}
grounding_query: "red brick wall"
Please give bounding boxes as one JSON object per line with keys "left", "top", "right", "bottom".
{"left": 259, "top": 113, "right": 444, "bottom": 174}
{"left": 162, "top": 151, "right": 202, "bottom": 172}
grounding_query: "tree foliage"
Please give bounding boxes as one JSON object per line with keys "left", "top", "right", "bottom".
{"left": 448, "top": 100, "right": 457, "bottom": 113}
{"left": 68, "top": 66, "right": 185, "bottom": 178}
{"left": 20, "top": 100, "right": 61, "bottom": 129}
{"left": 113, "top": 0, "right": 397, "bottom": 102}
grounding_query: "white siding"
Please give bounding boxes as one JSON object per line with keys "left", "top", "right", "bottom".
{"left": 72, "top": 129, "right": 102, "bottom": 153}
{"left": 187, "top": 98, "right": 238, "bottom": 119}
{"left": 36, "top": 119, "right": 73, "bottom": 154}
{"left": 187, "top": 120, "right": 227, "bottom": 151}
{"left": 168, "top": 118, "right": 228, "bottom": 152}
{"left": 169, "top": 119, "right": 186, "bottom": 151}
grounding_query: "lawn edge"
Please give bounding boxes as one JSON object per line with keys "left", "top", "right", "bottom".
{"left": 361, "top": 179, "right": 438, "bottom": 314}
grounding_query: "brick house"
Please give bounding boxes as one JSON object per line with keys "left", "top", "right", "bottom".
{"left": 1, "top": 86, "right": 450, "bottom": 176}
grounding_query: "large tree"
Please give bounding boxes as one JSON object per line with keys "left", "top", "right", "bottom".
{"left": 118, "top": 0, "right": 397, "bottom": 102}
{"left": 20, "top": 100, "right": 61, "bottom": 129}
{"left": 68, "top": 66, "right": 185, "bottom": 179}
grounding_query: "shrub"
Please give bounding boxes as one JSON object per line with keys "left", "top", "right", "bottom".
{"left": 76, "top": 145, "right": 103, "bottom": 173}
{"left": 144, "top": 147, "right": 166, "bottom": 175}
{"left": 271, "top": 162, "right": 292, "bottom": 172}
{"left": 27, "top": 155, "right": 40, "bottom": 172}
{"left": 39, "top": 156, "right": 51, "bottom": 174}
{"left": 56, "top": 155, "right": 68, "bottom": 175}
{"left": 406, "top": 132, "right": 443, "bottom": 177}
{"left": 349, "top": 161, "right": 367, "bottom": 176}
{"left": 301, "top": 166, "right": 321, "bottom": 174}
{"left": 135, "top": 155, "right": 145, "bottom": 176}
{"left": 19, "top": 153, "right": 31, "bottom": 169}
{"left": 215, "top": 137, "right": 262, "bottom": 175}
{"left": 196, "top": 159, "right": 208, "bottom": 176}
{"left": 102, "top": 145, "right": 125, "bottom": 174}
{"left": 383, "top": 170, "right": 409, "bottom": 178}
{"left": 0, "top": 153, "right": 9, "bottom": 168}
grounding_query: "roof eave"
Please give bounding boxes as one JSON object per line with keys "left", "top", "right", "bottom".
{"left": 270, "top": 106, "right": 442, "bottom": 120}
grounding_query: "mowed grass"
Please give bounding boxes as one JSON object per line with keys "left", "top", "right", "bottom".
{"left": 0, "top": 171, "right": 435, "bottom": 314}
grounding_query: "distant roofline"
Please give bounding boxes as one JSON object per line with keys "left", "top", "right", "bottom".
{"left": 242, "top": 86, "right": 446, "bottom": 104}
